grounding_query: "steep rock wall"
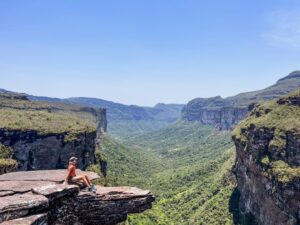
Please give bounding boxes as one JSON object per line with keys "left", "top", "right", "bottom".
{"left": 182, "top": 101, "right": 248, "bottom": 130}
{"left": 232, "top": 91, "right": 300, "bottom": 225}
{"left": 0, "top": 129, "right": 96, "bottom": 170}
{"left": 0, "top": 93, "right": 108, "bottom": 172}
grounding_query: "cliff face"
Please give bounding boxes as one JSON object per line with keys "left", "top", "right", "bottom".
{"left": 182, "top": 71, "right": 300, "bottom": 130}
{"left": 182, "top": 97, "right": 249, "bottom": 130}
{"left": 232, "top": 90, "right": 300, "bottom": 225}
{"left": 0, "top": 170, "right": 155, "bottom": 225}
{"left": 0, "top": 129, "right": 96, "bottom": 171}
{"left": 0, "top": 93, "right": 107, "bottom": 172}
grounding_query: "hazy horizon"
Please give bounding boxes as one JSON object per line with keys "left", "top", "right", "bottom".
{"left": 1, "top": 71, "right": 294, "bottom": 107}
{"left": 1, "top": 1, "right": 300, "bottom": 106}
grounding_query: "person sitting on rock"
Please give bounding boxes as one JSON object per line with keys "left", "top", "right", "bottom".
{"left": 64, "top": 156, "right": 96, "bottom": 193}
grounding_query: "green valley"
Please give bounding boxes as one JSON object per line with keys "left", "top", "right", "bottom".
{"left": 92, "top": 121, "right": 238, "bottom": 224}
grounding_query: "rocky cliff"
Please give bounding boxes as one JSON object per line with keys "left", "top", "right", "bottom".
{"left": 182, "top": 71, "right": 300, "bottom": 130}
{"left": 1, "top": 129, "right": 96, "bottom": 171}
{"left": 232, "top": 89, "right": 300, "bottom": 225}
{"left": 0, "top": 170, "right": 155, "bottom": 225}
{"left": 182, "top": 96, "right": 249, "bottom": 130}
{"left": 0, "top": 93, "right": 107, "bottom": 172}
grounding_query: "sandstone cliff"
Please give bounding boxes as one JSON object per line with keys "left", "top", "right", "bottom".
{"left": 0, "top": 170, "right": 154, "bottom": 225}
{"left": 1, "top": 129, "right": 96, "bottom": 171}
{"left": 182, "top": 96, "right": 249, "bottom": 130}
{"left": 0, "top": 93, "right": 107, "bottom": 172}
{"left": 182, "top": 71, "right": 300, "bottom": 130}
{"left": 232, "top": 89, "right": 300, "bottom": 225}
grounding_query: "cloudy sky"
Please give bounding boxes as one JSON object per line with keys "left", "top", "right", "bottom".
{"left": 0, "top": 0, "right": 299, "bottom": 106}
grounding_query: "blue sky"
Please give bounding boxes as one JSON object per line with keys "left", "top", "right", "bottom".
{"left": 0, "top": 0, "right": 300, "bottom": 106}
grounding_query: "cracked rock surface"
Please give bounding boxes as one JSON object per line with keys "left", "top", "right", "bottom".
{"left": 0, "top": 170, "right": 155, "bottom": 225}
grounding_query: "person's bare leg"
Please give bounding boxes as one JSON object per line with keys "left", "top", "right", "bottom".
{"left": 85, "top": 175, "right": 92, "bottom": 186}
{"left": 72, "top": 175, "right": 90, "bottom": 187}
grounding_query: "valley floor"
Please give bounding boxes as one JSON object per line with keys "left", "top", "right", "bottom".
{"left": 91, "top": 121, "right": 239, "bottom": 225}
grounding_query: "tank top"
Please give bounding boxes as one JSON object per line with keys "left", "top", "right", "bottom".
{"left": 68, "top": 164, "right": 76, "bottom": 177}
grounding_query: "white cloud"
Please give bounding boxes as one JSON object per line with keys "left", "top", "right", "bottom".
{"left": 262, "top": 9, "right": 300, "bottom": 48}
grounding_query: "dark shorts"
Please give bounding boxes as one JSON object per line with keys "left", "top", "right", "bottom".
{"left": 67, "top": 176, "right": 76, "bottom": 183}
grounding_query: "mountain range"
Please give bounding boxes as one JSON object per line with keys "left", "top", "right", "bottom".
{"left": 182, "top": 71, "right": 300, "bottom": 129}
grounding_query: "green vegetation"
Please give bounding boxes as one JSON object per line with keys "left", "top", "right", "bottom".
{"left": 108, "top": 120, "right": 172, "bottom": 140}
{"left": 234, "top": 90, "right": 300, "bottom": 185}
{"left": 260, "top": 155, "right": 270, "bottom": 166}
{"left": 270, "top": 160, "right": 300, "bottom": 184}
{"left": 0, "top": 158, "right": 17, "bottom": 169}
{"left": 66, "top": 97, "right": 183, "bottom": 139}
{"left": 0, "top": 108, "right": 96, "bottom": 142}
{"left": 97, "top": 121, "right": 238, "bottom": 224}
{"left": 0, "top": 144, "right": 17, "bottom": 174}
{"left": 260, "top": 158, "right": 300, "bottom": 184}
{"left": 0, "top": 144, "right": 13, "bottom": 159}
{"left": 88, "top": 135, "right": 166, "bottom": 187}
{"left": 233, "top": 98, "right": 300, "bottom": 148}
{"left": 0, "top": 93, "right": 97, "bottom": 142}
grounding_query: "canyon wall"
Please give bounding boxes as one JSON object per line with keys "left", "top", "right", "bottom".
{"left": 182, "top": 97, "right": 249, "bottom": 130}
{"left": 182, "top": 71, "right": 300, "bottom": 130}
{"left": 0, "top": 129, "right": 96, "bottom": 170}
{"left": 232, "top": 90, "right": 300, "bottom": 225}
{"left": 0, "top": 93, "right": 107, "bottom": 172}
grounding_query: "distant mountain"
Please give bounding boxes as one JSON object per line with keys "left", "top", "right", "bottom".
{"left": 182, "top": 71, "right": 300, "bottom": 130}
{"left": 66, "top": 98, "right": 184, "bottom": 138}
{"left": 25, "top": 95, "right": 184, "bottom": 138}
{"left": 0, "top": 88, "right": 13, "bottom": 94}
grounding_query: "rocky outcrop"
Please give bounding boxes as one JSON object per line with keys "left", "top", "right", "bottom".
{"left": 182, "top": 71, "right": 300, "bottom": 130}
{"left": 0, "top": 170, "right": 155, "bottom": 225}
{"left": 232, "top": 90, "right": 300, "bottom": 225}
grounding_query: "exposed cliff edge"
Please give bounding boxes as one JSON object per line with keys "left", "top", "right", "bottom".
{"left": 0, "top": 170, "right": 155, "bottom": 225}
{"left": 232, "top": 89, "right": 300, "bottom": 225}
{"left": 0, "top": 93, "right": 107, "bottom": 173}
{"left": 182, "top": 71, "right": 300, "bottom": 130}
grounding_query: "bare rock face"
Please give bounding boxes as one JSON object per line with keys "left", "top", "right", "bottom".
{"left": 50, "top": 187, "right": 155, "bottom": 225}
{"left": 0, "top": 170, "right": 155, "bottom": 225}
{"left": 0, "top": 129, "right": 96, "bottom": 171}
{"left": 232, "top": 90, "right": 300, "bottom": 225}
{"left": 182, "top": 97, "right": 248, "bottom": 130}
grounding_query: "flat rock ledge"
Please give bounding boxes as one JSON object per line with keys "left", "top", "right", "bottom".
{"left": 0, "top": 170, "right": 155, "bottom": 225}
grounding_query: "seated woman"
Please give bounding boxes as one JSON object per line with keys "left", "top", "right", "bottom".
{"left": 64, "top": 156, "right": 96, "bottom": 193}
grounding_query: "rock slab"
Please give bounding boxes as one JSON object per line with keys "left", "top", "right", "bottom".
{"left": 0, "top": 170, "right": 154, "bottom": 225}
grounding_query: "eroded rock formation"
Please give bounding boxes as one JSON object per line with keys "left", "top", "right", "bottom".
{"left": 232, "top": 90, "right": 300, "bottom": 225}
{"left": 0, "top": 170, "right": 155, "bottom": 225}
{"left": 0, "top": 92, "right": 107, "bottom": 172}
{"left": 0, "top": 129, "right": 96, "bottom": 171}
{"left": 182, "top": 71, "right": 300, "bottom": 130}
{"left": 182, "top": 97, "right": 249, "bottom": 130}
